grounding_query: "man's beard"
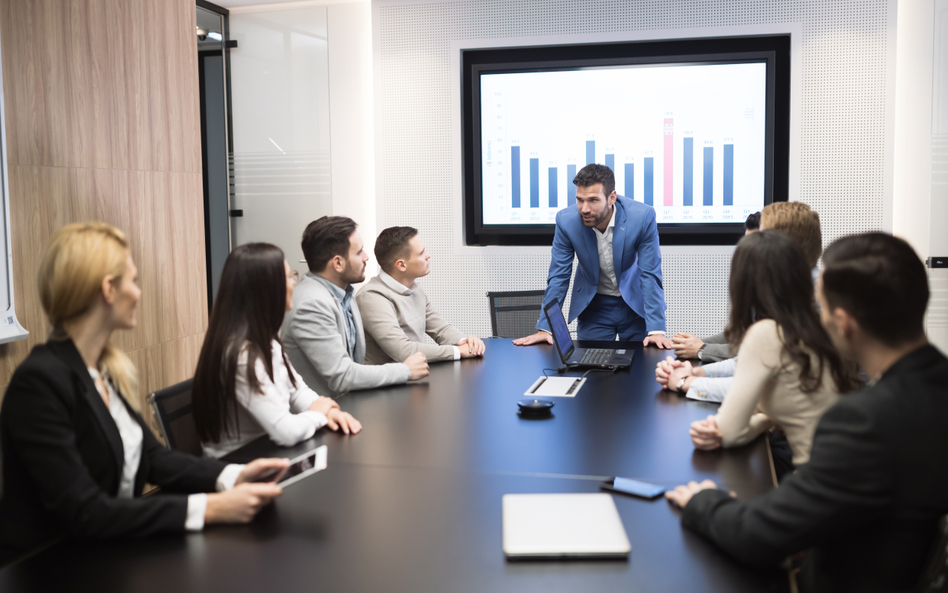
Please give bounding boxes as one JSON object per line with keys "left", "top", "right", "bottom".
{"left": 342, "top": 261, "right": 365, "bottom": 285}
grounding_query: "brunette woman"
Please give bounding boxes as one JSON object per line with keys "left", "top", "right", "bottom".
{"left": 674, "top": 231, "right": 861, "bottom": 468}
{"left": 193, "top": 243, "right": 361, "bottom": 459}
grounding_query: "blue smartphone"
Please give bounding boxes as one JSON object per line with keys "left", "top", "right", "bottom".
{"left": 600, "top": 477, "right": 666, "bottom": 499}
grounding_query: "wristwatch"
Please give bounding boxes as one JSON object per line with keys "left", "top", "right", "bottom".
{"left": 676, "top": 376, "right": 687, "bottom": 393}
{"left": 697, "top": 347, "right": 704, "bottom": 361}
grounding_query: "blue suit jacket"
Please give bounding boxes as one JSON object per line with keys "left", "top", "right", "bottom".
{"left": 535, "top": 195, "right": 666, "bottom": 333}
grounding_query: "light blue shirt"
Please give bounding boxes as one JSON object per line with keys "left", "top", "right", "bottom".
{"left": 686, "top": 358, "right": 737, "bottom": 403}
{"left": 313, "top": 274, "right": 357, "bottom": 360}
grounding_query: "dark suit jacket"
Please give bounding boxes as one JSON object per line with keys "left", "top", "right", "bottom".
{"left": 535, "top": 195, "right": 666, "bottom": 334}
{"left": 0, "top": 339, "right": 227, "bottom": 566}
{"left": 682, "top": 345, "right": 948, "bottom": 593}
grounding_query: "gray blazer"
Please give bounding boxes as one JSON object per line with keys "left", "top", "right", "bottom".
{"left": 700, "top": 332, "right": 734, "bottom": 363}
{"left": 281, "top": 273, "right": 409, "bottom": 397}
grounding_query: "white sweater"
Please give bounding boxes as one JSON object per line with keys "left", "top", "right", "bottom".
{"left": 202, "top": 340, "right": 329, "bottom": 459}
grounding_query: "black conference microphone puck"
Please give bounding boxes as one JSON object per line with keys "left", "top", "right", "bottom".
{"left": 517, "top": 398, "right": 554, "bottom": 418}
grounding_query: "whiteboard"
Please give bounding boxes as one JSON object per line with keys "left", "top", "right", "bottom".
{"left": 0, "top": 28, "right": 29, "bottom": 345}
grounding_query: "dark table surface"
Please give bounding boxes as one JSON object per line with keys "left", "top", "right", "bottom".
{"left": 0, "top": 339, "right": 789, "bottom": 592}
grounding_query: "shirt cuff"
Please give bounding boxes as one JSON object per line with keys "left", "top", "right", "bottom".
{"left": 186, "top": 493, "right": 207, "bottom": 531}
{"left": 402, "top": 363, "right": 412, "bottom": 381}
{"left": 216, "top": 464, "right": 245, "bottom": 492}
{"left": 452, "top": 346, "right": 461, "bottom": 360}
{"left": 647, "top": 331, "right": 665, "bottom": 336}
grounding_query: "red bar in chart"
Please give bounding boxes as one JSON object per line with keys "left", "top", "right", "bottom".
{"left": 663, "top": 118, "right": 673, "bottom": 206}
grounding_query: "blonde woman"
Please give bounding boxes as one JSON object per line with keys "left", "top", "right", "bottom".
{"left": 0, "top": 223, "right": 289, "bottom": 566}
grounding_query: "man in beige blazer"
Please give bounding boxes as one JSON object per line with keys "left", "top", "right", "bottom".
{"left": 356, "top": 226, "right": 485, "bottom": 365}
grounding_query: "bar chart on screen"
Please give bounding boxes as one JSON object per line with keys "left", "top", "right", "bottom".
{"left": 480, "top": 63, "right": 767, "bottom": 226}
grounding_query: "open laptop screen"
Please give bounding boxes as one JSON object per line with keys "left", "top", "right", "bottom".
{"left": 544, "top": 300, "right": 574, "bottom": 359}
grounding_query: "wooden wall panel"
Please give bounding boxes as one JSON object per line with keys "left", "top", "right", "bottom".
{"left": 0, "top": 0, "right": 209, "bottom": 420}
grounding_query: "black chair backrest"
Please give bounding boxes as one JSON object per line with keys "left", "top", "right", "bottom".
{"left": 920, "top": 514, "right": 948, "bottom": 592}
{"left": 486, "top": 290, "right": 545, "bottom": 339}
{"left": 147, "top": 379, "right": 202, "bottom": 457}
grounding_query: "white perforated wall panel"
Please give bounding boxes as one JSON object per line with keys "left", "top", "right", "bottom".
{"left": 374, "top": 0, "right": 894, "bottom": 340}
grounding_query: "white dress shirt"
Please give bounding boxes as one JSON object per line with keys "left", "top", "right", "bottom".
{"left": 592, "top": 206, "right": 664, "bottom": 337}
{"left": 88, "top": 368, "right": 243, "bottom": 532}
{"left": 593, "top": 207, "right": 622, "bottom": 297}
{"left": 201, "top": 340, "right": 330, "bottom": 459}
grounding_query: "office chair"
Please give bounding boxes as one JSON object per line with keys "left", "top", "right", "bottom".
{"left": 486, "top": 290, "right": 545, "bottom": 339}
{"left": 147, "top": 379, "right": 202, "bottom": 457}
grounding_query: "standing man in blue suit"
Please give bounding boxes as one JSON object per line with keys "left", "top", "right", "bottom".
{"left": 514, "top": 164, "right": 671, "bottom": 348}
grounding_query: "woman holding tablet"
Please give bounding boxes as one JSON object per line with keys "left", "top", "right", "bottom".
{"left": 665, "top": 231, "right": 861, "bottom": 471}
{"left": 0, "top": 223, "right": 287, "bottom": 567}
{"left": 193, "top": 243, "right": 361, "bottom": 459}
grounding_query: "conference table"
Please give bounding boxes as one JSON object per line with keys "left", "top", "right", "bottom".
{"left": 0, "top": 339, "right": 789, "bottom": 592}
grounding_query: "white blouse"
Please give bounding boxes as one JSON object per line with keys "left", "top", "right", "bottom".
{"left": 201, "top": 340, "right": 330, "bottom": 459}
{"left": 88, "top": 368, "right": 243, "bottom": 531}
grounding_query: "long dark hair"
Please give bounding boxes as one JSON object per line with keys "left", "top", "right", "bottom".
{"left": 724, "top": 231, "right": 861, "bottom": 394}
{"left": 192, "top": 243, "right": 297, "bottom": 443}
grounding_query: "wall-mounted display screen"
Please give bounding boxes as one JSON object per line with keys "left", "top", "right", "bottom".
{"left": 462, "top": 36, "right": 790, "bottom": 246}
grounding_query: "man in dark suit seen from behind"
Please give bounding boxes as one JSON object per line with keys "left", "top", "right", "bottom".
{"left": 665, "top": 232, "right": 948, "bottom": 593}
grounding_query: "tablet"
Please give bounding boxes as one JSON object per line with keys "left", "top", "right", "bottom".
{"left": 253, "top": 445, "right": 328, "bottom": 488}
{"left": 280, "top": 445, "right": 328, "bottom": 488}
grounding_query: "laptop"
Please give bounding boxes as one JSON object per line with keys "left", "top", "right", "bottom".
{"left": 502, "top": 493, "right": 631, "bottom": 560}
{"left": 543, "top": 299, "right": 634, "bottom": 369}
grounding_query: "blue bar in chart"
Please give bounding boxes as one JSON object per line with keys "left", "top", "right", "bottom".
{"left": 529, "top": 158, "right": 539, "bottom": 208}
{"left": 723, "top": 144, "right": 734, "bottom": 206}
{"left": 624, "top": 163, "right": 634, "bottom": 200}
{"left": 644, "top": 157, "right": 654, "bottom": 206}
{"left": 683, "top": 138, "right": 693, "bottom": 207}
{"left": 511, "top": 146, "right": 520, "bottom": 208}
{"left": 586, "top": 141, "right": 595, "bottom": 165}
{"left": 548, "top": 167, "right": 558, "bottom": 207}
{"left": 703, "top": 146, "right": 713, "bottom": 206}
{"left": 605, "top": 153, "right": 614, "bottom": 171}
{"left": 567, "top": 164, "right": 577, "bottom": 206}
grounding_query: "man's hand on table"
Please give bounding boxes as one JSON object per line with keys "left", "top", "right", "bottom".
{"left": 672, "top": 333, "right": 704, "bottom": 359}
{"left": 458, "top": 336, "right": 486, "bottom": 357}
{"left": 655, "top": 356, "right": 686, "bottom": 389}
{"left": 404, "top": 352, "right": 430, "bottom": 380}
{"left": 644, "top": 334, "right": 674, "bottom": 349}
{"left": 664, "top": 480, "right": 721, "bottom": 509}
{"left": 512, "top": 331, "right": 554, "bottom": 346}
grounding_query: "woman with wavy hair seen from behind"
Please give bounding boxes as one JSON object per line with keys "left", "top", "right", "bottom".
{"left": 193, "top": 242, "right": 361, "bottom": 459}
{"left": 0, "top": 222, "right": 289, "bottom": 567}
{"left": 682, "top": 230, "right": 862, "bottom": 474}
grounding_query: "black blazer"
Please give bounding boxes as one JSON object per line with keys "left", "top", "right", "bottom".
{"left": 682, "top": 345, "right": 948, "bottom": 593}
{"left": 0, "top": 339, "right": 227, "bottom": 566}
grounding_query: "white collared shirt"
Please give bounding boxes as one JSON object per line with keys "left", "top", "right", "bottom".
{"left": 88, "top": 367, "right": 244, "bottom": 531}
{"left": 378, "top": 270, "right": 461, "bottom": 360}
{"left": 593, "top": 207, "right": 621, "bottom": 297}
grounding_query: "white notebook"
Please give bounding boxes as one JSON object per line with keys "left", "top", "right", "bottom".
{"left": 502, "top": 493, "right": 631, "bottom": 559}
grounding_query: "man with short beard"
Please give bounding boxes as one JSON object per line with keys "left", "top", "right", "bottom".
{"left": 514, "top": 164, "right": 671, "bottom": 348}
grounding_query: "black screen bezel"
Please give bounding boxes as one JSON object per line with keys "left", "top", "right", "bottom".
{"left": 461, "top": 35, "right": 790, "bottom": 246}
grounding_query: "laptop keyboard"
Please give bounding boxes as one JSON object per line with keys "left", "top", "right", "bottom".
{"left": 579, "top": 349, "right": 612, "bottom": 365}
